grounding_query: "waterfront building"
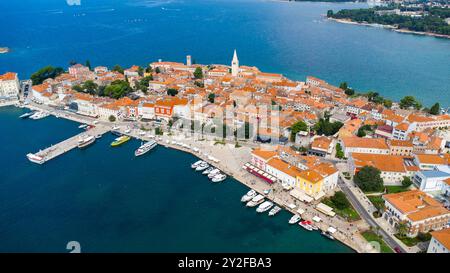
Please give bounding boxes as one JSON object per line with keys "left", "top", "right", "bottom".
{"left": 68, "top": 64, "right": 90, "bottom": 78}
{"left": 0, "top": 72, "right": 20, "bottom": 99}
{"left": 296, "top": 169, "right": 325, "bottom": 199}
{"left": 427, "top": 228, "right": 450, "bottom": 253}
{"left": 340, "top": 136, "right": 390, "bottom": 158}
{"left": 250, "top": 148, "right": 278, "bottom": 170}
{"left": 139, "top": 103, "right": 155, "bottom": 120}
{"left": 382, "top": 190, "right": 450, "bottom": 237}
{"left": 348, "top": 153, "right": 411, "bottom": 184}
{"left": 73, "top": 92, "right": 98, "bottom": 117}
{"left": 266, "top": 157, "right": 300, "bottom": 189}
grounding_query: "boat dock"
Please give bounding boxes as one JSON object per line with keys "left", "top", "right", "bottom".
{"left": 29, "top": 125, "right": 110, "bottom": 164}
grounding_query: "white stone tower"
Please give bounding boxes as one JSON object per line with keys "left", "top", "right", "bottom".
{"left": 231, "top": 49, "right": 239, "bottom": 77}
{"left": 186, "top": 55, "right": 192, "bottom": 66}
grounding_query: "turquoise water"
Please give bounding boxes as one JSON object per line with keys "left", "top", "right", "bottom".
{"left": 0, "top": 106, "right": 352, "bottom": 252}
{"left": 0, "top": 0, "right": 449, "bottom": 107}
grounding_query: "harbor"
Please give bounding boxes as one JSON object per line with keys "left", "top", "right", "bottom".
{"left": 0, "top": 106, "right": 353, "bottom": 252}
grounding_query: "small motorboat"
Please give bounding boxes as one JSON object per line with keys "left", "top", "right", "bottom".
{"left": 78, "top": 124, "right": 87, "bottom": 129}
{"left": 256, "top": 201, "right": 273, "bottom": 213}
{"left": 207, "top": 169, "right": 221, "bottom": 178}
{"left": 289, "top": 214, "right": 301, "bottom": 225}
{"left": 196, "top": 162, "right": 209, "bottom": 171}
{"left": 191, "top": 160, "right": 204, "bottom": 169}
{"left": 321, "top": 231, "right": 335, "bottom": 240}
{"left": 299, "top": 220, "right": 313, "bottom": 231}
{"left": 202, "top": 167, "right": 214, "bottom": 175}
{"left": 95, "top": 134, "right": 102, "bottom": 139}
{"left": 241, "top": 190, "right": 257, "bottom": 202}
{"left": 211, "top": 173, "right": 226, "bottom": 183}
{"left": 246, "top": 194, "right": 265, "bottom": 207}
{"left": 268, "top": 206, "right": 281, "bottom": 216}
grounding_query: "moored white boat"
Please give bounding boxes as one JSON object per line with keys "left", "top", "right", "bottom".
{"left": 19, "top": 111, "right": 34, "bottom": 119}
{"left": 26, "top": 153, "right": 45, "bottom": 164}
{"left": 321, "top": 231, "right": 335, "bottom": 240}
{"left": 299, "top": 220, "right": 313, "bottom": 231}
{"left": 196, "top": 162, "right": 209, "bottom": 171}
{"left": 29, "top": 111, "right": 49, "bottom": 120}
{"left": 191, "top": 160, "right": 204, "bottom": 169}
{"left": 211, "top": 173, "right": 226, "bottom": 183}
{"left": 289, "top": 214, "right": 301, "bottom": 224}
{"left": 268, "top": 206, "right": 281, "bottom": 216}
{"left": 207, "top": 169, "right": 220, "bottom": 178}
{"left": 256, "top": 201, "right": 273, "bottom": 213}
{"left": 78, "top": 124, "right": 87, "bottom": 129}
{"left": 135, "top": 140, "right": 157, "bottom": 157}
{"left": 246, "top": 194, "right": 264, "bottom": 207}
{"left": 241, "top": 189, "right": 257, "bottom": 202}
{"left": 77, "top": 135, "right": 96, "bottom": 148}
{"left": 202, "top": 166, "right": 214, "bottom": 175}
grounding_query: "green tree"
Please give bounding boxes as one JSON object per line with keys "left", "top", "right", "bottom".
{"left": 329, "top": 191, "right": 350, "bottom": 210}
{"left": 339, "top": 82, "right": 348, "bottom": 90}
{"left": 208, "top": 93, "right": 215, "bottom": 103}
{"left": 103, "top": 80, "right": 131, "bottom": 99}
{"left": 429, "top": 102, "right": 440, "bottom": 115}
{"left": 30, "top": 66, "right": 64, "bottom": 85}
{"left": 335, "top": 143, "right": 344, "bottom": 159}
{"left": 155, "top": 67, "right": 161, "bottom": 74}
{"left": 327, "top": 10, "right": 334, "bottom": 17}
{"left": 138, "top": 76, "right": 153, "bottom": 93}
{"left": 354, "top": 166, "right": 384, "bottom": 192}
{"left": 401, "top": 177, "right": 412, "bottom": 188}
{"left": 82, "top": 80, "right": 98, "bottom": 94}
{"left": 108, "top": 115, "right": 116, "bottom": 122}
{"left": 383, "top": 99, "right": 393, "bottom": 109}
{"left": 167, "top": 88, "right": 179, "bottom": 96}
{"left": 112, "top": 65, "right": 124, "bottom": 74}
{"left": 397, "top": 221, "right": 409, "bottom": 237}
{"left": 400, "top": 96, "right": 421, "bottom": 110}
{"left": 290, "top": 120, "right": 308, "bottom": 142}
{"left": 194, "top": 67, "right": 203, "bottom": 79}
{"left": 313, "top": 118, "right": 343, "bottom": 136}
{"left": 85, "top": 60, "right": 92, "bottom": 71}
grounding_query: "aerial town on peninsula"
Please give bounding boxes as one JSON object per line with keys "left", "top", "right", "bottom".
{"left": 1, "top": 50, "right": 449, "bottom": 253}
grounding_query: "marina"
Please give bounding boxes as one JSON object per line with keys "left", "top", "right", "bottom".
{"left": 0, "top": 106, "right": 354, "bottom": 252}
{"left": 27, "top": 125, "right": 109, "bottom": 164}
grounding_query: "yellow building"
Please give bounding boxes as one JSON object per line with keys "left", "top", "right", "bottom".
{"left": 296, "top": 169, "right": 324, "bottom": 196}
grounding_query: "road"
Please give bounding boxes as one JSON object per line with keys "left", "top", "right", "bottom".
{"left": 338, "top": 177, "right": 407, "bottom": 253}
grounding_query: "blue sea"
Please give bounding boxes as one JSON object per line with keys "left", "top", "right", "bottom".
{"left": 0, "top": 0, "right": 449, "bottom": 107}
{"left": 0, "top": 106, "right": 353, "bottom": 252}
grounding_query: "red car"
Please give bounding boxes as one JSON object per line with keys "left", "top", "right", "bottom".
{"left": 394, "top": 247, "right": 402, "bottom": 253}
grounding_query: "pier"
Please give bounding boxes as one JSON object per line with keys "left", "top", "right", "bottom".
{"left": 30, "top": 125, "right": 110, "bottom": 163}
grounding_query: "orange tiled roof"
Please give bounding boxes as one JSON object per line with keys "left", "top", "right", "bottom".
{"left": 342, "top": 136, "right": 389, "bottom": 150}
{"left": 431, "top": 228, "right": 450, "bottom": 250}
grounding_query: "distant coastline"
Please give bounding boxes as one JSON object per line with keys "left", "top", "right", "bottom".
{"left": 0, "top": 47, "right": 10, "bottom": 54}
{"left": 328, "top": 17, "right": 450, "bottom": 39}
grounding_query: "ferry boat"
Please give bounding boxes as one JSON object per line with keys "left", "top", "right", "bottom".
{"left": 26, "top": 153, "right": 45, "bottom": 164}
{"left": 241, "top": 190, "right": 257, "bottom": 202}
{"left": 299, "top": 220, "right": 313, "bottom": 231}
{"left": 134, "top": 140, "right": 157, "bottom": 157}
{"left": 211, "top": 173, "right": 227, "bottom": 183}
{"left": 30, "top": 111, "right": 49, "bottom": 120}
{"left": 321, "top": 231, "right": 335, "bottom": 240}
{"left": 256, "top": 201, "right": 273, "bottom": 213}
{"left": 207, "top": 169, "right": 221, "bottom": 178}
{"left": 196, "top": 162, "right": 209, "bottom": 171}
{"left": 202, "top": 167, "right": 214, "bottom": 175}
{"left": 246, "top": 194, "right": 265, "bottom": 207}
{"left": 78, "top": 135, "right": 95, "bottom": 149}
{"left": 288, "top": 214, "right": 301, "bottom": 224}
{"left": 19, "top": 111, "right": 34, "bottom": 119}
{"left": 268, "top": 206, "right": 281, "bottom": 216}
{"left": 191, "top": 160, "right": 204, "bottom": 169}
{"left": 111, "top": 135, "right": 131, "bottom": 147}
